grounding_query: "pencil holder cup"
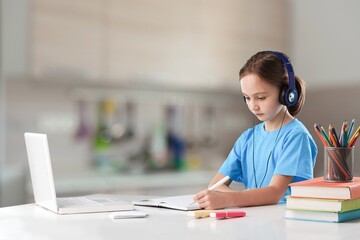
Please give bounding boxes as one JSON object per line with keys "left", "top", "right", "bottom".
{"left": 324, "top": 147, "right": 354, "bottom": 182}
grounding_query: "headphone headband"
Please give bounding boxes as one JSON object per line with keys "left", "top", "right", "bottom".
{"left": 267, "top": 51, "right": 298, "bottom": 106}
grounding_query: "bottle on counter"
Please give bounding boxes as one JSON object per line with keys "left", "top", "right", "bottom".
{"left": 93, "top": 98, "right": 115, "bottom": 171}
{"left": 148, "top": 124, "right": 169, "bottom": 169}
{"left": 165, "top": 104, "right": 186, "bottom": 171}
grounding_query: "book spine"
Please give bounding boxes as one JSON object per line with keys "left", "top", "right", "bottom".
{"left": 338, "top": 208, "right": 360, "bottom": 222}
{"left": 349, "top": 185, "right": 360, "bottom": 199}
{"left": 286, "top": 196, "right": 360, "bottom": 213}
{"left": 285, "top": 208, "right": 360, "bottom": 223}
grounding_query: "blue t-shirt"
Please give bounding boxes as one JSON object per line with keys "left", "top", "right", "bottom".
{"left": 219, "top": 119, "right": 317, "bottom": 203}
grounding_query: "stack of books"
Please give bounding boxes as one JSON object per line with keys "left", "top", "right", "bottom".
{"left": 285, "top": 177, "right": 360, "bottom": 223}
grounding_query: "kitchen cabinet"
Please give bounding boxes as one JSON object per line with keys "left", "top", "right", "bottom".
{"left": 30, "top": 0, "right": 289, "bottom": 89}
{"left": 31, "top": 0, "right": 105, "bottom": 80}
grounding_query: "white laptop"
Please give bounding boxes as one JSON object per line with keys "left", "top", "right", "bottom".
{"left": 24, "top": 132, "right": 134, "bottom": 214}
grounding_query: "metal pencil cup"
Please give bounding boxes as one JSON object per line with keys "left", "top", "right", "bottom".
{"left": 324, "top": 147, "right": 354, "bottom": 182}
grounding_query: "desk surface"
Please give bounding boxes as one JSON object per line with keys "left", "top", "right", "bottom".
{"left": 1, "top": 196, "right": 360, "bottom": 240}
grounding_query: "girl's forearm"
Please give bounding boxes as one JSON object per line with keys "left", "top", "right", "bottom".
{"left": 227, "top": 186, "right": 283, "bottom": 207}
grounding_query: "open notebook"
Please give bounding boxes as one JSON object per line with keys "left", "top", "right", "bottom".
{"left": 132, "top": 195, "right": 201, "bottom": 211}
{"left": 24, "top": 132, "right": 134, "bottom": 214}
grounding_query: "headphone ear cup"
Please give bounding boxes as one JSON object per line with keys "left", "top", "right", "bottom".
{"left": 279, "top": 84, "right": 287, "bottom": 106}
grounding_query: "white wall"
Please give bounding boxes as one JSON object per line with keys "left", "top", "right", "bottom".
{"left": 0, "top": 1, "right": 4, "bottom": 202}
{"left": 290, "top": 0, "right": 360, "bottom": 177}
{"left": 291, "top": 0, "right": 360, "bottom": 89}
{"left": 0, "top": 0, "right": 29, "bottom": 206}
{"left": 0, "top": 0, "right": 28, "bottom": 76}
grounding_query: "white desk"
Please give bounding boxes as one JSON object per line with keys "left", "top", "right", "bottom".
{"left": 1, "top": 197, "right": 360, "bottom": 240}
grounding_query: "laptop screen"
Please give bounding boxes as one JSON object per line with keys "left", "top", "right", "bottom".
{"left": 24, "top": 132, "right": 58, "bottom": 212}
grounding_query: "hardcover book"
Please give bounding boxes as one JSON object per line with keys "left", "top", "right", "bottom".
{"left": 289, "top": 177, "right": 360, "bottom": 200}
{"left": 286, "top": 196, "right": 360, "bottom": 212}
{"left": 285, "top": 208, "right": 360, "bottom": 223}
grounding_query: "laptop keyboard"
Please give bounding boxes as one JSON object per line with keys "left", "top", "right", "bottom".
{"left": 57, "top": 197, "right": 102, "bottom": 208}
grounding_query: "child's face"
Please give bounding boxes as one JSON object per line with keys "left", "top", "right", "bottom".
{"left": 241, "top": 74, "right": 283, "bottom": 122}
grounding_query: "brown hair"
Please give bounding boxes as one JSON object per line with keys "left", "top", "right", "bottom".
{"left": 239, "top": 51, "right": 306, "bottom": 116}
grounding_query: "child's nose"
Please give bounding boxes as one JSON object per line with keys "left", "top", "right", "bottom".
{"left": 251, "top": 102, "right": 260, "bottom": 111}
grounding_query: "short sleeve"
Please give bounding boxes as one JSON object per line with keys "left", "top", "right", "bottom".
{"left": 274, "top": 131, "right": 316, "bottom": 182}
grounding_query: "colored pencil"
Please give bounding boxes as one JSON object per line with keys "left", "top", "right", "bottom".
{"left": 330, "top": 123, "right": 340, "bottom": 147}
{"left": 339, "top": 121, "right": 347, "bottom": 146}
{"left": 347, "top": 118, "right": 355, "bottom": 140}
{"left": 329, "top": 124, "right": 340, "bottom": 147}
{"left": 349, "top": 126, "right": 360, "bottom": 147}
{"left": 343, "top": 125, "right": 349, "bottom": 147}
{"left": 320, "top": 125, "right": 332, "bottom": 147}
{"left": 314, "top": 124, "right": 328, "bottom": 147}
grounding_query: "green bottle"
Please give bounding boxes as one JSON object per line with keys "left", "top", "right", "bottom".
{"left": 93, "top": 99, "right": 115, "bottom": 170}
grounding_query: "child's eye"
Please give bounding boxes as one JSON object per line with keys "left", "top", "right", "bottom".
{"left": 243, "top": 96, "right": 250, "bottom": 101}
{"left": 257, "top": 96, "right": 266, "bottom": 100}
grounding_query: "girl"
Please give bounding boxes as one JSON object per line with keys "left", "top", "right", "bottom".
{"left": 194, "top": 51, "right": 317, "bottom": 209}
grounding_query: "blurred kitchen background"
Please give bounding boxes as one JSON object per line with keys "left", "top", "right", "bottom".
{"left": 1, "top": 0, "right": 360, "bottom": 207}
